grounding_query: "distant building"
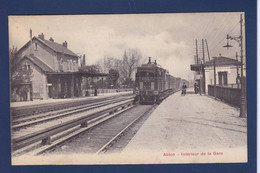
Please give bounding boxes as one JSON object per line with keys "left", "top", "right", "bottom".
{"left": 204, "top": 56, "right": 241, "bottom": 93}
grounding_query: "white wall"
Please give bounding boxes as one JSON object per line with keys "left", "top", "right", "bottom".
{"left": 205, "top": 65, "right": 241, "bottom": 93}
{"left": 21, "top": 59, "right": 48, "bottom": 99}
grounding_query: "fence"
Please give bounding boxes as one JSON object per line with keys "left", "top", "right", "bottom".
{"left": 84, "top": 88, "right": 133, "bottom": 96}
{"left": 208, "top": 85, "right": 241, "bottom": 107}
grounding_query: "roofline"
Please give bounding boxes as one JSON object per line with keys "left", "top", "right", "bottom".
{"left": 17, "top": 37, "right": 78, "bottom": 58}
{"left": 36, "top": 38, "right": 78, "bottom": 58}
{"left": 20, "top": 56, "right": 46, "bottom": 73}
{"left": 30, "top": 54, "right": 55, "bottom": 71}
{"left": 22, "top": 55, "right": 55, "bottom": 73}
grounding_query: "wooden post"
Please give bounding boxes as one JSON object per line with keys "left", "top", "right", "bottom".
{"left": 202, "top": 39, "right": 205, "bottom": 63}
{"left": 214, "top": 58, "right": 216, "bottom": 99}
{"left": 196, "top": 39, "right": 199, "bottom": 64}
{"left": 239, "top": 14, "right": 246, "bottom": 118}
{"left": 205, "top": 39, "right": 210, "bottom": 61}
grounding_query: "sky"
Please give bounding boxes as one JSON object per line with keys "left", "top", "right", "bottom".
{"left": 9, "top": 12, "right": 245, "bottom": 79}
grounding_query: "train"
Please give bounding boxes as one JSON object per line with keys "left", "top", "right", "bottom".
{"left": 134, "top": 57, "right": 188, "bottom": 104}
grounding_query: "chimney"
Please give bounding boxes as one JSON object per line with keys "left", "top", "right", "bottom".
{"left": 148, "top": 57, "right": 151, "bottom": 64}
{"left": 38, "top": 33, "right": 44, "bottom": 40}
{"left": 49, "top": 37, "right": 54, "bottom": 42}
{"left": 154, "top": 60, "right": 157, "bottom": 65}
{"left": 62, "top": 41, "right": 67, "bottom": 48}
{"left": 82, "top": 54, "right": 86, "bottom": 66}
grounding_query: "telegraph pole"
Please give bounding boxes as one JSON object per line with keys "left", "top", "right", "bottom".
{"left": 202, "top": 39, "right": 205, "bottom": 63}
{"left": 236, "top": 52, "right": 239, "bottom": 85}
{"left": 239, "top": 14, "right": 246, "bottom": 118}
{"left": 223, "top": 14, "right": 246, "bottom": 118}
{"left": 214, "top": 58, "right": 216, "bottom": 99}
{"left": 196, "top": 39, "right": 199, "bottom": 64}
{"left": 205, "top": 39, "right": 210, "bottom": 61}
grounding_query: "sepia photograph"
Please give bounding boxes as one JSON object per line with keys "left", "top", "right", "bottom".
{"left": 9, "top": 12, "right": 248, "bottom": 165}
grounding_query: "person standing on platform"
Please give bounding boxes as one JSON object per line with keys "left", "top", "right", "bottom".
{"left": 194, "top": 82, "right": 198, "bottom": 94}
{"left": 181, "top": 83, "right": 187, "bottom": 96}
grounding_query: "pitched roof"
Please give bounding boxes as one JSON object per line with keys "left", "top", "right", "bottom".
{"left": 17, "top": 36, "right": 78, "bottom": 57}
{"left": 37, "top": 38, "right": 78, "bottom": 57}
{"left": 204, "top": 56, "right": 241, "bottom": 67}
{"left": 24, "top": 54, "right": 55, "bottom": 73}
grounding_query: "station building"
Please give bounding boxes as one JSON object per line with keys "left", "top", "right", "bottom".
{"left": 13, "top": 32, "right": 106, "bottom": 101}
{"left": 204, "top": 56, "right": 241, "bottom": 93}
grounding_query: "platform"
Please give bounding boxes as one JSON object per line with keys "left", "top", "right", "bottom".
{"left": 10, "top": 91, "right": 133, "bottom": 108}
{"left": 123, "top": 88, "right": 247, "bottom": 163}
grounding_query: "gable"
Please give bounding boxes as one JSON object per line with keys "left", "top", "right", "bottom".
{"left": 17, "top": 37, "right": 78, "bottom": 58}
{"left": 19, "top": 55, "right": 55, "bottom": 73}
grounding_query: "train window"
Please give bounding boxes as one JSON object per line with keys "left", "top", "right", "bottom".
{"left": 151, "top": 82, "right": 154, "bottom": 90}
{"left": 137, "top": 71, "right": 154, "bottom": 77}
{"left": 139, "top": 82, "right": 143, "bottom": 90}
{"left": 154, "top": 80, "right": 158, "bottom": 90}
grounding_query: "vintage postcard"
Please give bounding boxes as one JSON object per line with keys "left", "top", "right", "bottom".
{"left": 9, "top": 12, "right": 247, "bottom": 165}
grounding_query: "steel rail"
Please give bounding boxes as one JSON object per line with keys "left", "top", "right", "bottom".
{"left": 11, "top": 92, "right": 133, "bottom": 118}
{"left": 12, "top": 96, "right": 134, "bottom": 130}
{"left": 11, "top": 98, "right": 134, "bottom": 151}
{"left": 27, "top": 105, "right": 136, "bottom": 156}
{"left": 96, "top": 104, "right": 157, "bottom": 154}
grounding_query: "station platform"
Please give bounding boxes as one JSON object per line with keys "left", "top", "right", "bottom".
{"left": 10, "top": 91, "right": 133, "bottom": 108}
{"left": 123, "top": 88, "right": 247, "bottom": 164}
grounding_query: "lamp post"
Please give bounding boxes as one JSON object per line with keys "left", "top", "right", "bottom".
{"left": 223, "top": 14, "right": 246, "bottom": 118}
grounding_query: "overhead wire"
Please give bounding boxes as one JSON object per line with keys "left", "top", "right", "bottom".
{"left": 209, "top": 20, "right": 240, "bottom": 54}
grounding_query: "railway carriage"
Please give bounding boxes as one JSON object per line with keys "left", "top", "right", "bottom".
{"left": 134, "top": 57, "right": 181, "bottom": 104}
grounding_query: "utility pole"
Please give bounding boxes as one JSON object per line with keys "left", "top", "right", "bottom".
{"left": 239, "top": 14, "right": 246, "bottom": 118}
{"left": 223, "top": 14, "right": 246, "bottom": 118}
{"left": 214, "top": 58, "right": 216, "bottom": 99}
{"left": 202, "top": 39, "right": 205, "bottom": 63}
{"left": 205, "top": 39, "right": 210, "bottom": 61}
{"left": 200, "top": 61, "right": 203, "bottom": 95}
{"left": 236, "top": 52, "right": 239, "bottom": 85}
{"left": 196, "top": 39, "right": 199, "bottom": 64}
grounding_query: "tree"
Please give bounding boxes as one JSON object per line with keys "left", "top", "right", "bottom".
{"left": 97, "top": 56, "right": 123, "bottom": 74}
{"left": 107, "top": 69, "right": 119, "bottom": 87}
{"left": 10, "top": 47, "right": 33, "bottom": 101}
{"left": 122, "top": 48, "right": 142, "bottom": 79}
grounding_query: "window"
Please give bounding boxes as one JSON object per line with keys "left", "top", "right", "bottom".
{"left": 218, "top": 72, "right": 228, "bottom": 86}
{"left": 23, "top": 62, "right": 31, "bottom": 71}
{"left": 151, "top": 82, "right": 154, "bottom": 90}
{"left": 35, "top": 43, "right": 38, "bottom": 50}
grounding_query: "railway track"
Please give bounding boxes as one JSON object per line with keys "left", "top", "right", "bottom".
{"left": 12, "top": 96, "right": 133, "bottom": 131}
{"left": 11, "top": 92, "right": 133, "bottom": 119}
{"left": 43, "top": 104, "right": 156, "bottom": 155}
{"left": 11, "top": 96, "right": 135, "bottom": 156}
{"left": 12, "top": 91, "right": 175, "bottom": 157}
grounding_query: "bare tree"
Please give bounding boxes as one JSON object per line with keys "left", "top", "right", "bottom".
{"left": 122, "top": 48, "right": 142, "bottom": 79}
{"left": 95, "top": 48, "right": 142, "bottom": 87}
{"left": 97, "top": 56, "right": 121, "bottom": 73}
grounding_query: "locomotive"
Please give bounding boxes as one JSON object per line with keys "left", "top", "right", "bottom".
{"left": 134, "top": 57, "right": 182, "bottom": 104}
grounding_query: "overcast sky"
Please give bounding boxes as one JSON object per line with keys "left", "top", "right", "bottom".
{"left": 9, "top": 12, "right": 244, "bottom": 79}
